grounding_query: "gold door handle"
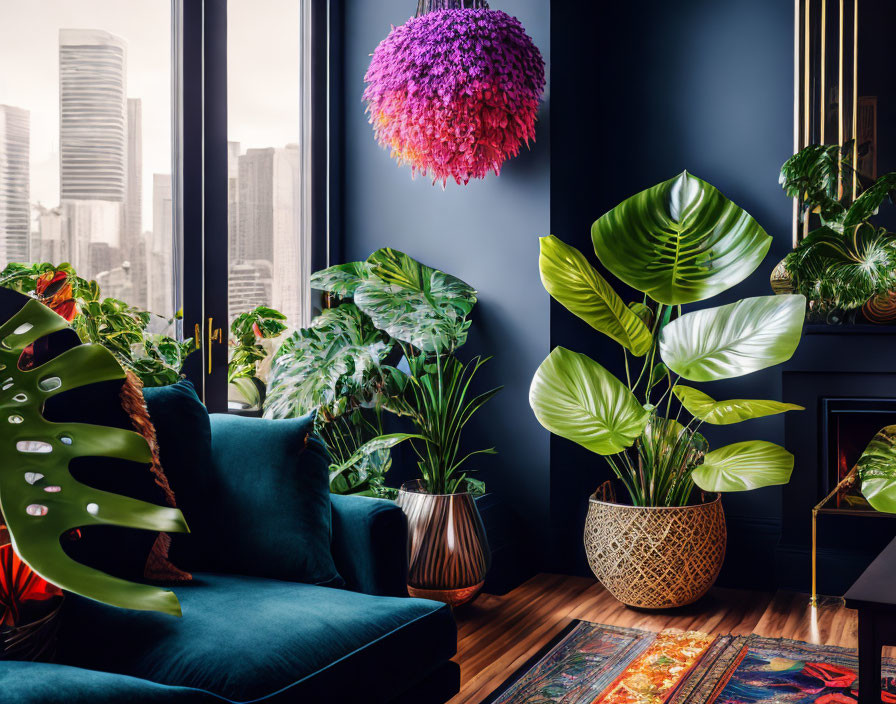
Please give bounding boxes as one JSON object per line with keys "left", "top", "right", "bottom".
{"left": 207, "top": 317, "right": 222, "bottom": 374}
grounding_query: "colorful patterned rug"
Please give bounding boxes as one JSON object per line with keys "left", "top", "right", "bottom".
{"left": 482, "top": 620, "right": 896, "bottom": 704}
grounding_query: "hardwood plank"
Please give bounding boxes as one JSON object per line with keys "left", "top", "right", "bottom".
{"left": 448, "top": 573, "right": 859, "bottom": 704}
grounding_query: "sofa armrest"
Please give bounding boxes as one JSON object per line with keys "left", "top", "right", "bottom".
{"left": 330, "top": 494, "right": 409, "bottom": 597}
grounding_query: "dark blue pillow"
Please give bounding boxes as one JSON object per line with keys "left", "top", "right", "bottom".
{"left": 142, "top": 381, "right": 213, "bottom": 572}
{"left": 143, "top": 382, "right": 342, "bottom": 587}
{"left": 203, "top": 413, "right": 343, "bottom": 586}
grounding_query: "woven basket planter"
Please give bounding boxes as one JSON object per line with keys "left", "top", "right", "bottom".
{"left": 584, "top": 481, "right": 727, "bottom": 609}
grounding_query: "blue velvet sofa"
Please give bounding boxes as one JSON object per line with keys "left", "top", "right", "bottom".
{"left": 0, "top": 383, "right": 459, "bottom": 703}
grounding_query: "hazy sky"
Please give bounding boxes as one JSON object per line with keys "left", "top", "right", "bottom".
{"left": 0, "top": 0, "right": 300, "bottom": 234}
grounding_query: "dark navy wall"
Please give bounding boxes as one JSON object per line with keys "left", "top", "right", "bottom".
{"left": 549, "top": 0, "right": 796, "bottom": 585}
{"left": 338, "top": 0, "right": 552, "bottom": 574}
{"left": 338, "top": 0, "right": 802, "bottom": 589}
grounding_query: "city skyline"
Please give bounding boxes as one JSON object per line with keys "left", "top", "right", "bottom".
{"left": 0, "top": 0, "right": 304, "bottom": 330}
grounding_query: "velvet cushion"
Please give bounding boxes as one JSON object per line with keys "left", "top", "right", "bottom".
{"left": 142, "top": 381, "right": 213, "bottom": 572}
{"left": 200, "top": 413, "right": 343, "bottom": 585}
{"left": 58, "top": 573, "right": 458, "bottom": 703}
{"left": 330, "top": 494, "right": 409, "bottom": 597}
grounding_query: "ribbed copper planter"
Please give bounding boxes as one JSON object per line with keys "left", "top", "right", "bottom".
{"left": 395, "top": 480, "right": 491, "bottom": 607}
{"left": 584, "top": 481, "right": 727, "bottom": 609}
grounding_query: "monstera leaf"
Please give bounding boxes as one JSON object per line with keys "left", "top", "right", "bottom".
{"left": 264, "top": 303, "right": 394, "bottom": 420}
{"left": 659, "top": 295, "right": 805, "bottom": 382}
{"left": 310, "top": 261, "right": 370, "bottom": 298}
{"left": 672, "top": 385, "right": 803, "bottom": 425}
{"left": 691, "top": 441, "right": 794, "bottom": 493}
{"left": 591, "top": 171, "right": 772, "bottom": 305}
{"left": 354, "top": 248, "right": 477, "bottom": 353}
{"left": 529, "top": 347, "right": 649, "bottom": 455}
{"left": 538, "top": 236, "right": 652, "bottom": 356}
{"left": 856, "top": 425, "right": 896, "bottom": 513}
{"left": 0, "top": 297, "right": 188, "bottom": 616}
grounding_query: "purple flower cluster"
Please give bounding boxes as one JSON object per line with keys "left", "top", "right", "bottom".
{"left": 363, "top": 8, "right": 545, "bottom": 185}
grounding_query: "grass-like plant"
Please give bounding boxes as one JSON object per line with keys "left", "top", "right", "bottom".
{"left": 530, "top": 172, "right": 806, "bottom": 507}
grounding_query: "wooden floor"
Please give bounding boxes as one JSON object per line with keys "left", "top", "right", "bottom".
{"left": 447, "top": 573, "right": 869, "bottom": 704}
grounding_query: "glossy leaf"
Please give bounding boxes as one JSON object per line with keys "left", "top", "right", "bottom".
{"left": 355, "top": 248, "right": 477, "bottom": 353}
{"left": 784, "top": 225, "right": 896, "bottom": 311}
{"left": 538, "top": 236, "right": 651, "bottom": 355}
{"left": 591, "top": 171, "right": 772, "bottom": 304}
{"left": 691, "top": 441, "right": 794, "bottom": 492}
{"left": 842, "top": 172, "right": 896, "bottom": 228}
{"left": 328, "top": 433, "right": 423, "bottom": 484}
{"left": 659, "top": 295, "right": 805, "bottom": 382}
{"left": 0, "top": 297, "right": 188, "bottom": 616}
{"left": 672, "top": 385, "right": 804, "bottom": 425}
{"left": 264, "top": 303, "right": 393, "bottom": 420}
{"left": 529, "top": 347, "right": 649, "bottom": 455}
{"left": 310, "top": 261, "right": 371, "bottom": 298}
{"left": 857, "top": 425, "right": 896, "bottom": 513}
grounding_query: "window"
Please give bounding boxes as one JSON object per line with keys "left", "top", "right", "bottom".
{"left": 225, "top": 0, "right": 313, "bottom": 409}
{"left": 0, "top": 1, "right": 177, "bottom": 319}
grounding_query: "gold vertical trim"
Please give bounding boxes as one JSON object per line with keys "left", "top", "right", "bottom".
{"left": 804, "top": 0, "right": 811, "bottom": 148}
{"left": 820, "top": 0, "right": 826, "bottom": 144}
{"left": 794, "top": 0, "right": 801, "bottom": 247}
{"left": 838, "top": 0, "right": 844, "bottom": 198}
{"left": 852, "top": 0, "right": 858, "bottom": 199}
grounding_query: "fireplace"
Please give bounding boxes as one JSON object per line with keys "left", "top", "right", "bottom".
{"left": 821, "top": 397, "right": 896, "bottom": 504}
{"left": 780, "top": 370, "right": 896, "bottom": 594}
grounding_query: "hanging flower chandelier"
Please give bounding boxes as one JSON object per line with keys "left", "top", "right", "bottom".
{"left": 363, "top": 1, "right": 545, "bottom": 186}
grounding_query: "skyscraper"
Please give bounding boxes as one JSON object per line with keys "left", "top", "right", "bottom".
{"left": 271, "top": 144, "right": 302, "bottom": 328}
{"left": 150, "top": 173, "right": 173, "bottom": 316}
{"left": 59, "top": 29, "right": 127, "bottom": 276}
{"left": 126, "top": 98, "right": 147, "bottom": 308}
{"left": 237, "top": 148, "right": 275, "bottom": 264}
{"left": 0, "top": 105, "right": 31, "bottom": 266}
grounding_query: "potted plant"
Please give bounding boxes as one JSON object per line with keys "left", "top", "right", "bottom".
{"left": 228, "top": 305, "right": 288, "bottom": 412}
{"left": 530, "top": 172, "right": 806, "bottom": 608}
{"left": 272, "top": 248, "right": 500, "bottom": 604}
{"left": 775, "top": 143, "right": 896, "bottom": 323}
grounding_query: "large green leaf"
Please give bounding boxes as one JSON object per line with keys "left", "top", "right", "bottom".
{"left": 538, "top": 236, "right": 652, "bottom": 356}
{"left": 842, "top": 172, "right": 896, "bottom": 228}
{"left": 0, "top": 297, "right": 188, "bottom": 616}
{"left": 263, "top": 303, "right": 393, "bottom": 420}
{"left": 784, "top": 225, "right": 896, "bottom": 310}
{"left": 310, "top": 261, "right": 370, "bottom": 298}
{"left": 529, "top": 347, "right": 649, "bottom": 455}
{"left": 672, "top": 385, "right": 804, "bottom": 425}
{"left": 591, "top": 171, "right": 772, "bottom": 304}
{"left": 691, "top": 441, "right": 794, "bottom": 492}
{"left": 328, "top": 433, "right": 423, "bottom": 485}
{"left": 659, "top": 295, "right": 805, "bottom": 382}
{"left": 779, "top": 144, "right": 850, "bottom": 226}
{"left": 856, "top": 425, "right": 896, "bottom": 513}
{"left": 355, "top": 248, "right": 477, "bottom": 353}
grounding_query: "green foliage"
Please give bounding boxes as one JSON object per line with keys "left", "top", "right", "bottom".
{"left": 591, "top": 171, "right": 772, "bottom": 305}
{"left": 390, "top": 352, "right": 500, "bottom": 495}
{"left": 779, "top": 144, "right": 896, "bottom": 315}
{"left": 671, "top": 385, "right": 803, "bottom": 425}
{"left": 0, "top": 297, "right": 189, "bottom": 615}
{"left": 268, "top": 248, "right": 497, "bottom": 496}
{"left": 856, "top": 425, "right": 896, "bottom": 514}
{"left": 0, "top": 262, "right": 195, "bottom": 387}
{"left": 531, "top": 174, "right": 805, "bottom": 507}
{"left": 227, "top": 305, "right": 287, "bottom": 408}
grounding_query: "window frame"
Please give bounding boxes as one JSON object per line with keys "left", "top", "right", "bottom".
{"left": 174, "top": 0, "right": 330, "bottom": 412}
